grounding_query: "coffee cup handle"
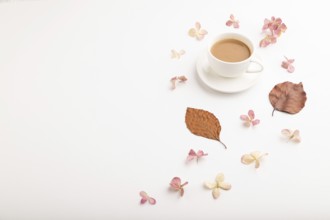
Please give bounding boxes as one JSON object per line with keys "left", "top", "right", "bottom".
{"left": 246, "top": 60, "right": 264, "bottom": 73}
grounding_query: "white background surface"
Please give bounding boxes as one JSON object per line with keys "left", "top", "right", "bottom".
{"left": 1, "top": 0, "right": 330, "bottom": 219}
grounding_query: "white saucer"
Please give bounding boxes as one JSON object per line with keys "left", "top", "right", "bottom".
{"left": 196, "top": 53, "right": 263, "bottom": 93}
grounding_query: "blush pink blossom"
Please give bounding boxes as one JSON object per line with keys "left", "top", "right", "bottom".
{"left": 281, "top": 56, "right": 295, "bottom": 73}
{"left": 240, "top": 110, "right": 260, "bottom": 127}
{"left": 139, "top": 191, "right": 156, "bottom": 205}
{"left": 226, "top": 14, "right": 239, "bottom": 28}
{"left": 186, "top": 149, "right": 208, "bottom": 163}
{"left": 169, "top": 177, "right": 188, "bottom": 197}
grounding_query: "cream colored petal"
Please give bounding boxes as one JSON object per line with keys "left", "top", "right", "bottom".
{"left": 241, "top": 154, "right": 255, "bottom": 164}
{"left": 188, "top": 28, "right": 197, "bottom": 37}
{"left": 171, "top": 50, "right": 178, "bottom": 59}
{"left": 254, "top": 159, "right": 260, "bottom": 168}
{"left": 293, "top": 136, "right": 301, "bottom": 143}
{"left": 204, "top": 181, "right": 216, "bottom": 189}
{"left": 293, "top": 130, "right": 301, "bottom": 142}
{"left": 219, "top": 182, "right": 231, "bottom": 190}
{"left": 281, "top": 129, "right": 292, "bottom": 137}
{"left": 212, "top": 188, "right": 220, "bottom": 199}
{"left": 215, "top": 173, "right": 224, "bottom": 183}
{"left": 251, "top": 151, "right": 262, "bottom": 159}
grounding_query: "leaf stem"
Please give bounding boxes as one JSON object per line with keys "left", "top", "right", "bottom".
{"left": 272, "top": 108, "right": 276, "bottom": 116}
{"left": 219, "top": 140, "right": 227, "bottom": 149}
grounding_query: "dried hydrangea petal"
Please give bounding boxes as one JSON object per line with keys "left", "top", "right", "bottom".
{"left": 241, "top": 151, "right": 268, "bottom": 168}
{"left": 241, "top": 154, "right": 255, "bottom": 164}
{"left": 204, "top": 181, "right": 217, "bottom": 189}
{"left": 219, "top": 182, "right": 231, "bottom": 190}
{"left": 212, "top": 188, "right": 220, "bottom": 199}
{"left": 215, "top": 173, "right": 225, "bottom": 182}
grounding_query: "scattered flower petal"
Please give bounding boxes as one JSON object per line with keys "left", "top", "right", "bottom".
{"left": 170, "top": 75, "right": 187, "bottom": 90}
{"left": 281, "top": 129, "right": 301, "bottom": 143}
{"left": 170, "top": 177, "right": 188, "bottom": 197}
{"left": 171, "top": 49, "right": 185, "bottom": 59}
{"left": 188, "top": 22, "right": 208, "bottom": 41}
{"left": 226, "top": 14, "right": 239, "bottom": 28}
{"left": 186, "top": 149, "right": 208, "bottom": 163}
{"left": 241, "top": 151, "right": 268, "bottom": 168}
{"left": 240, "top": 110, "right": 260, "bottom": 127}
{"left": 281, "top": 56, "right": 295, "bottom": 73}
{"left": 260, "top": 16, "right": 287, "bottom": 47}
{"left": 259, "top": 35, "right": 277, "bottom": 47}
{"left": 139, "top": 191, "right": 156, "bottom": 205}
{"left": 204, "top": 173, "right": 231, "bottom": 199}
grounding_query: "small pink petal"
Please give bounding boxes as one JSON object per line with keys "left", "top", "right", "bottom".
{"left": 188, "top": 149, "right": 196, "bottom": 156}
{"left": 288, "top": 59, "right": 295, "bottom": 64}
{"left": 186, "top": 155, "right": 195, "bottom": 161}
{"left": 281, "top": 61, "right": 289, "bottom": 69}
{"left": 260, "top": 38, "right": 270, "bottom": 47}
{"left": 196, "top": 150, "right": 207, "bottom": 157}
{"left": 233, "top": 22, "right": 239, "bottom": 28}
{"left": 148, "top": 197, "right": 156, "bottom": 205}
{"left": 195, "top": 22, "right": 201, "bottom": 30}
{"left": 140, "top": 191, "right": 148, "bottom": 198}
{"left": 140, "top": 198, "right": 147, "bottom": 204}
{"left": 252, "top": 119, "right": 260, "bottom": 126}
{"left": 170, "top": 177, "right": 181, "bottom": 190}
{"left": 240, "top": 115, "right": 249, "bottom": 121}
{"left": 248, "top": 110, "right": 255, "bottom": 120}
{"left": 287, "top": 65, "right": 295, "bottom": 73}
{"left": 178, "top": 75, "right": 188, "bottom": 82}
{"left": 226, "top": 20, "right": 233, "bottom": 26}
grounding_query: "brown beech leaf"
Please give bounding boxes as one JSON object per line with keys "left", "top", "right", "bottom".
{"left": 269, "top": 81, "right": 307, "bottom": 116}
{"left": 185, "top": 107, "right": 227, "bottom": 149}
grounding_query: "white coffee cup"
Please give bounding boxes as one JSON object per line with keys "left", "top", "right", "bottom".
{"left": 206, "top": 33, "right": 263, "bottom": 78}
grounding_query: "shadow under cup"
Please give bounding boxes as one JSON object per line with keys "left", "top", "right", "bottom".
{"left": 207, "top": 33, "right": 263, "bottom": 78}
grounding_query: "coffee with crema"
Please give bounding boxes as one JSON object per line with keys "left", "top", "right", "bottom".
{"left": 211, "top": 39, "right": 251, "bottom": 62}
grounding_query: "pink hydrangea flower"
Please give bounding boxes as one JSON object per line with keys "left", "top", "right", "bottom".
{"left": 240, "top": 110, "right": 260, "bottom": 127}
{"left": 139, "top": 191, "right": 156, "bottom": 205}
{"left": 186, "top": 149, "right": 208, "bottom": 163}
{"left": 170, "top": 75, "right": 187, "bottom": 90}
{"left": 281, "top": 56, "right": 295, "bottom": 73}
{"left": 169, "top": 177, "right": 188, "bottom": 197}
{"left": 226, "top": 14, "right": 239, "bottom": 28}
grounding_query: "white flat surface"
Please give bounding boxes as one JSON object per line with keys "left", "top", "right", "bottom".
{"left": 0, "top": 0, "right": 330, "bottom": 219}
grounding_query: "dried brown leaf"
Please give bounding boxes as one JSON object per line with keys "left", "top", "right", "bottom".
{"left": 185, "top": 107, "right": 227, "bottom": 149}
{"left": 269, "top": 81, "right": 307, "bottom": 116}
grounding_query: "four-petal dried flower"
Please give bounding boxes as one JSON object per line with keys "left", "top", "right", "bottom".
{"left": 226, "top": 14, "right": 239, "bottom": 28}
{"left": 204, "top": 173, "right": 231, "bottom": 199}
{"left": 139, "top": 191, "right": 156, "bottom": 205}
{"left": 240, "top": 110, "right": 260, "bottom": 127}
{"left": 188, "top": 22, "right": 208, "bottom": 41}
{"left": 281, "top": 56, "right": 295, "bottom": 73}
{"left": 282, "top": 129, "right": 301, "bottom": 143}
{"left": 170, "top": 177, "right": 188, "bottom": 197}
{"left": 186, "top": 149, "right": 208, "bottom": 163}
{"left": 170, "top": 75, "right": 187, "bottom": 90}
{"left": 171, "top": 49, "right": 185, "bottom": 59}
{"left": 241, "top": 151, "right": 268, "bottom": 168}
